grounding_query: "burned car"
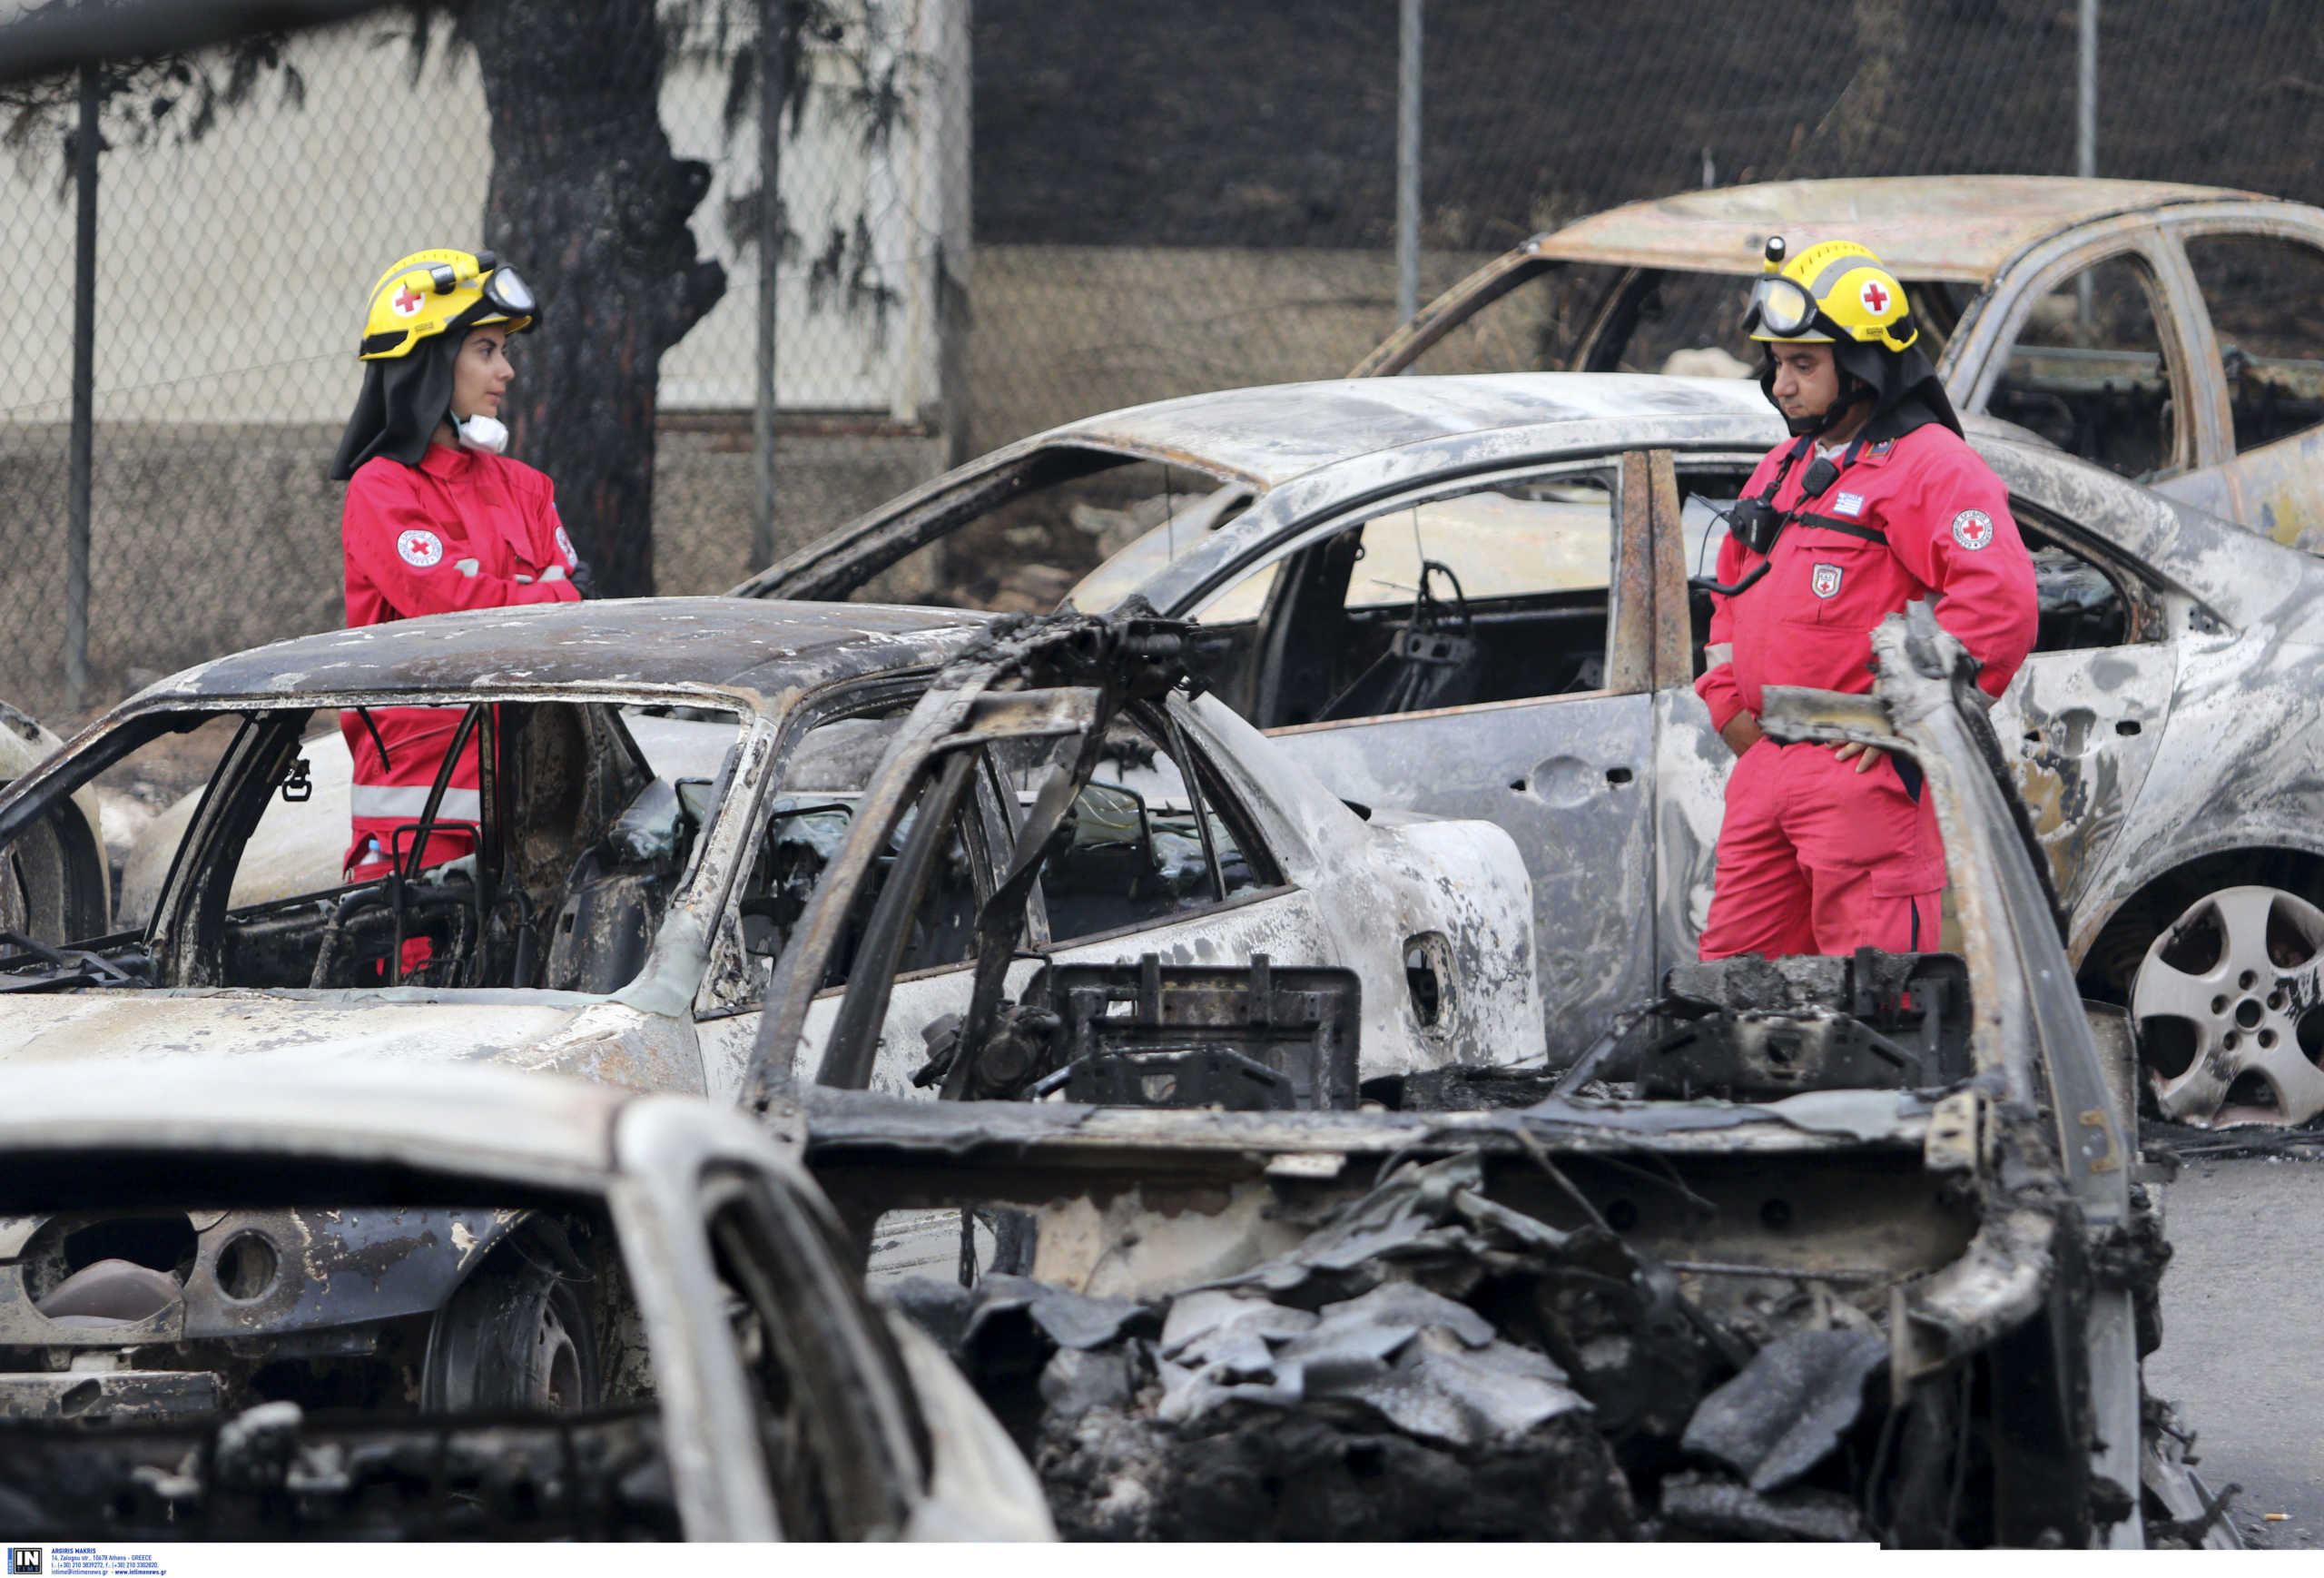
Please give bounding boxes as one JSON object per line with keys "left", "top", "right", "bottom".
{"left": 1354, "top": 174, "right": 2324, "bottom": 551}
{"left": 743, "top": 370, "right": 2324, "bottom": 1127}
{"left": 0, "top": 1055, "right": 1051, "bottom": 1539}
{"left": 791, "top": 609, "right": 2230, "bottom": 1548}
{"left": 0, "top": 600, "right": 1530, "bottom": 1094}
{"left": 0, "top": 602, "right": 1536, "bottom": 1410}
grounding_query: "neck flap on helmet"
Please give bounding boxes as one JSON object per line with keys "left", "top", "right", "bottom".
{"left": 1757, "top": 334, "right": 1962, "bottom": 444}
{"left": 329, "top": 331, "right": 464, "bottom": 481}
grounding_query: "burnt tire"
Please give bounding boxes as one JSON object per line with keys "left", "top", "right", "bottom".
{"left": 422, "top": 1227, "right": 600, "bottom": 1413}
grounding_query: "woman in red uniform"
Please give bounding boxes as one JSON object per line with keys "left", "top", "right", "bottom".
{"left": 327, "top": 248, "right": 588, "bottom": 883}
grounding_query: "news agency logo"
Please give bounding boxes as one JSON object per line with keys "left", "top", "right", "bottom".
{"left": 6, "top": 1547, "right": 42, "bottom": 1576}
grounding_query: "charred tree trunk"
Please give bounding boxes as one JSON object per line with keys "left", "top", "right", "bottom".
{"left": 467, "top": 0, "right": 725, "bottom": 597}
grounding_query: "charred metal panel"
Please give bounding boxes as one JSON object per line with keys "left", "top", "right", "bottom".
{"left": 0, "top": 1205, "right": 515, "bottom": 1355}
{"left": 1267, "top": 692, "right": 1655, "bottom": 1060}
{"left": 1604, "top": 450, "right": 1657, "bottom": 695}
{"left": 110, "top": 599, "right": 990, "bottom": 719}
{"left": 2062, "top": 626, "right": 2324, "bottom": 957}
{"left": 2211, "top": 423, "right": 2324, "bottom": 556}
{"left": 1987, "top": 646, "right": 2177, "bottom": 912}
{"left": 0, "top": 1371, "right": 219, "bottom": 1421}
{"left": 793, "top": 888, "right": 1342, "bottom": 1096}
{"left": 1651, "top": 669, "right": 1731, "bottom": 977}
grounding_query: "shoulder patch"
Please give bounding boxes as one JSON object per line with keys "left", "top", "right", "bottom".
{"left": 396, "top": 528, "right": 446, "bottom": 568}
{"left": 1950, "top": 508, "right": 1994, "bottom": 551}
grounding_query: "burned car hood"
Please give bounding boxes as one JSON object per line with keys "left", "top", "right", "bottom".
{"left": 0, "top": 991, "right": 700, "bottom": 1092}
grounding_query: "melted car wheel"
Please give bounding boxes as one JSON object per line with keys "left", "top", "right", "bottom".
{"left": 421, "top": 1226, "right": 600, "bottom": 1412}
{"left": 2132, "top": 884, "right": 2324, "bottom": 1128}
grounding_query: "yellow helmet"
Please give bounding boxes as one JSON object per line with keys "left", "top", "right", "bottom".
{"left": 358, "top": 248, "right": 538, "bottom": 360}
{"left": 1742, "top": 237, "right": 1916, "bottom": 355}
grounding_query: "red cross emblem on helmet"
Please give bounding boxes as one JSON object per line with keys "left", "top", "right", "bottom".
{"left": 1859, "top": 280, "right": 1890, "bottom": 315}
{"left": 390, "top": 283, "right": 424, "bottom": 318}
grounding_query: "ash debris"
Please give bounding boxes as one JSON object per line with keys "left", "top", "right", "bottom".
{"left": 893, "top": 1149, "right": 1933, "bottom": 1542}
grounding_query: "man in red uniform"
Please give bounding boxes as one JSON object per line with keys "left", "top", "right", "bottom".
{"left": 328, "top": 249, "right": 587, "bottom": 883}
{"left": 1696, "top": 238, "right": 2038, "bottom": 960}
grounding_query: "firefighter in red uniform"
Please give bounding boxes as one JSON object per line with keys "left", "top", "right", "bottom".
{"left": 327, "top": 249, "right": 589, "bottom": 883}
{"left": 1696, "top": 238, "right": 2038, "bottom": 959}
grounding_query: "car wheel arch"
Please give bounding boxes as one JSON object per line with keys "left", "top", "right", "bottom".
{"left": 2073, "top": 841, "right": 2324, "bottom": 1001}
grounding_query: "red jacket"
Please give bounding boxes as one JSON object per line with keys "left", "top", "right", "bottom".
{"left": 1696, "top": 422, "right": 2037, "bottom": 734}
{"left": 340, "top": 444, "right": 581, "bottom": 871}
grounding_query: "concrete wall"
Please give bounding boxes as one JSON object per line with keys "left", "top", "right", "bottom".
{"left": 961, "top": 244, "right": 1493, "bottom": 453}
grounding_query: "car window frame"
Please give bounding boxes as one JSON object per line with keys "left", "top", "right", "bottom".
{"left": 694, "top": 668, "right": 991, "bottom": 1021}
{"left": 1025, "top": 695, "right": 1292, "bottom": 952}
{"left": 1190, "top": 450, "right": 1654, "bottom": 737}
{"left": 734, "top": 441, "right": 1246, "bottom": 605}
{"left": 1964, "top": 235, "right": 2206, "bottom": 481}
{"left": 694, "top": 1162, "right": 929, "bottom": 1538}
{"left": 2164, "top": 217, "right": 2324, "bottom": 462}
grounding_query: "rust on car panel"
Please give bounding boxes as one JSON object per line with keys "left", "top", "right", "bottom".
{"left": 1604, "top": 449, "right": 1657, "bottom": 694}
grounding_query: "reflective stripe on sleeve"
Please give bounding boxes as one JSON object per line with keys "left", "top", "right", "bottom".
{"left": 349, "top": 785, "right": 483, "bottom": 822}
{"left": 1704, "top": 643, "right": 1734, "bottom": 667}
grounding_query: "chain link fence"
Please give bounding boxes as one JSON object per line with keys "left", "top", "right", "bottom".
{"left": 6, "top": 0, "right": 2324, "bottom": 723}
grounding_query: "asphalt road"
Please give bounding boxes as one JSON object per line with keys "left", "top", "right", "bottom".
{"left": 2146, "top": 1149, "right": 2324, "bottom": 1550}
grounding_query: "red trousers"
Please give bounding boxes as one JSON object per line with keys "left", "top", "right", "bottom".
{"left": 1699, "top": 738, "right": 1945, "bottom": 960}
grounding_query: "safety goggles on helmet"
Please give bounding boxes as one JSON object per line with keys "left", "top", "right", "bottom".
{"left": 1741, "top": 274, "right": 1825, "bottom": 341}
{"left": 359, "top": 248, "right": 539, "bottom": 361}
{"left": 417, "top": 257, "right": 536, "bottom": 321}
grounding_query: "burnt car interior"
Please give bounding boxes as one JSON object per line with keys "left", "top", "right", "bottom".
{"left": 1202, "top": 475, "right": 1618, "bottom": 728}
{"left": 792, "top": 608, "right": 2203, "bottom": 1548}
{"left": 724, "top": 693, "right": 1275, "bottom": 1004}
{"left": 1986, "top": 258, "right": 2179, "bottom": 481}
{"left": 0, "top": 1149, "right": 930, "bottom": 1540}
{"left": 0, "top": 700, "right": 735, "bottom": 996}
{"left": 742, "top": 442, "right": 1249, "bottom": 614}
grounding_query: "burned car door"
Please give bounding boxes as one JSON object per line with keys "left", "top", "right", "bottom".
{"left": 694, "top": 686, "right": 991, "bottom": 1101}
{"left": 1213, "top": 454, "right": 1659, "bottom": 1058}
{"left": 691, "top": 1165, "right": 931, "bottom": 1537}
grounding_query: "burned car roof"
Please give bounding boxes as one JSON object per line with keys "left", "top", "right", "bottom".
{"left": 1046, "top": 371, "right": 1773, "bottom": 488}
{"left": 140, "top": 598, "right": 994, "bottom": 711}
{"left": 1021, "top": 371, "right": 2044, "bottom": 497}
{"left": 0, "top": 1053, "right": 644, "bottom": 1193}
{"left": 1530, "top": 175, "right": 2260, "bottom": 281}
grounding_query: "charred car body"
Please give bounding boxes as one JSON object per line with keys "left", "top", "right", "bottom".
{"left": 1354, "top": 174, "right": 2324, "bottom": 553}
{"left": 0, "top": 1057, "right": 1051, "bottom": 1540}
{"left": 743, "top": 371, "right": 2324, "bottom": 1128}
{"left": 0, "top": 601, "right": 1534, "bottom": 1415}
{"left": 793, "top": 609, "right": 2227, "bottom": 1548}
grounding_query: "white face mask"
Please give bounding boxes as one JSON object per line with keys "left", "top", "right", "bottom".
{"left": 455, "top": 414, "right": 508, "bottom": 456}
